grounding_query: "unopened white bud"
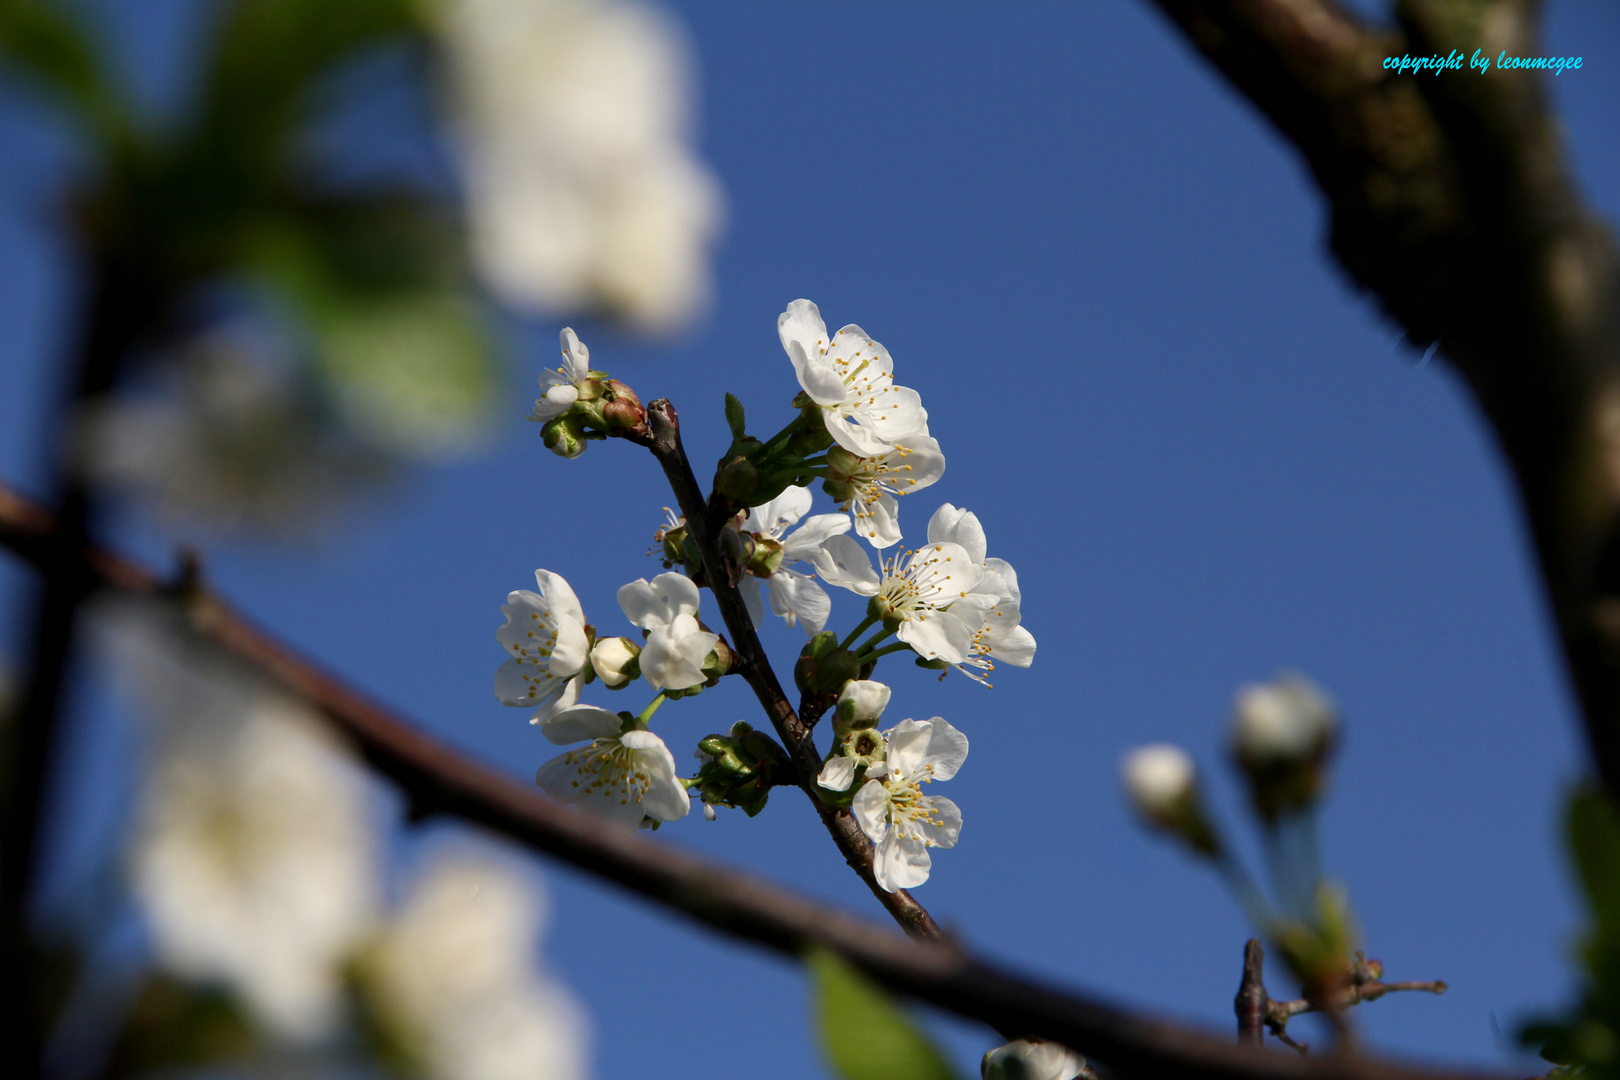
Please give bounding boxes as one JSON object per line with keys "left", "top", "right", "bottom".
{"left": 1231, "top": 675, "right": 1335, "bottom": 765}
{"left": 836, "top": 679, "right": 890, "bottom": 725}
{"left": 982, "top": 1039, "right": 1087, "bottom": 1080}
{"left": 1121, "top": 744, "right": 1196, "bottom": 821}
{"left": 589, "top": 637, "right": 641, "bottom": 688}
{"left": 703, "top": 802, "right": 717, "bottom": 822}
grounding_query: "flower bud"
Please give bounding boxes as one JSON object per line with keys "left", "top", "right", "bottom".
{"left": 833, "top": 678, "right": 889, "bottom": 737}
{"left": 1230, "top": 674, "right": 1337, "bottom": 821}
{"left": 1121, "top": 744, "right": 1219, "bottom": 856}
{"left": 600, "top": 379, "right": 646, "bottom": 434}
{"left": 702, "top": 638, "right": 736, "bottom": 684}
{"left": 748, "top": 537, "right": 784, "bottom": 578}
{"left": 982, "top": 1039, "right": 1088, "bottom": 1080}
{"left": 540, "top": 413, "right": 588, "bottom": 458}
{"left": 589, "top": 637, "right": 641, "bottom": 688}
{"left": 816, "top": 649, "right": 861, "bottom": 700}
{"left": 715, "top": 456, "right": 760, "bottom": 504}
{"left": 720, "top": 525, "right": 756, "bottom": 570}
{"left": 788, "top": 424, "right": 834, "bottom": 456}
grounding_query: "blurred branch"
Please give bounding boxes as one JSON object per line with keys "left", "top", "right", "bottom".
{"left": 640, "top": 399, "right": 944, "bottom": 940}
{"left": 1143, "top": 0, "right": 1620, "bottom": 797}
{"left": 1236, "top": 939, "right": 1268, "bottom": 1046}
{"left": 0, "top": 476, "right": 1511, "bottom": 1080}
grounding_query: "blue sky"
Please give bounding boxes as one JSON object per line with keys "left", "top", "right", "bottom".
{"left": 3, "top": 2, "right": 1619, "bottom": 1078}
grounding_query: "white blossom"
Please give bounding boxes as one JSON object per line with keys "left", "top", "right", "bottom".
{"left": 828, "top": 436, "right": 946, "bottom": 549}
{"left": 814, "top": 534, "right": 994, "bottom": 664}
{"left": 617, "top": 571, "right": 718, "bottom": 690}
{"left": 816, "top": 679, "right": 891, "bottom": 793}
{"left": 113, "top": 612, "right": 380, "bottom": 1042}
{"left": 739, "top": 484, "right": 851, "bottom": 634}
{"left": 362, "top": 848, "right": 586, "bottom": 1080}
{"left": 1121, "top": 744, "right": 1196, "bottom": 822}
{"left": 927, "top": 504, "right": 1036, "bottom": 684}
{"left": 852, "top": 716, "right": 968, "bottom": 892}
{"left": 982, "top": 1040, "right": 1088, "bottom": 1080}
{"left": 534, "top": 705, "right": 690, "bottom": 824}
{"left": 777, "top": 299, "right": 929, "bottom": 456}
{"left": 1231, "top": 674, "right": 1336, "bottom": 766}
{"left": 437, "top": 0, "right": 722, "bottom": 332}
{"left": 529, "top": 327, "right": 594, "bottom": 424}
{"left": 495, "top": 570, "right": 591, "bottom": 723}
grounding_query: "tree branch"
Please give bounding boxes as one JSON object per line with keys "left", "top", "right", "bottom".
{"left": 0, "top": 476, "right": 1508, "bottom": 1080}
{"left": 1143, "top": 0, "right": 1620, "bottom": 796}
{"left": 1236, "top": 939, "right": 1269, "bottom": 1046}
{"left": 640, "top": 399, "right": 943, "bottom": 939}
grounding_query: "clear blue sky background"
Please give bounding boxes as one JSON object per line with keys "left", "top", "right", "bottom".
{"left": 3, "top": 2, "right": 1619, "bottom": 1078}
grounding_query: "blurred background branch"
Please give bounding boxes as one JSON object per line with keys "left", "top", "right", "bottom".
{"left": 0, "top": 474, "right": 1517, "bottom": 1080}
{"left": 1142, "top": 0, "right": 1620, "bottom": 800}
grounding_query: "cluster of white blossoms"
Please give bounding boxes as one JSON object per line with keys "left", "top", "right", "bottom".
{"left": 436, "top": 0, "right": 722, "bottom": 332}
{"left": 112, "top": 606, "right": 584, "bottom": 1074}
{"left": 982, "top": 1039, "right": 1089, "bottom": 1080}
{"left": 497, "top": 303, "right": 1034, "bottom": 893}
{"left": 816, "top": 681, "right": 968, "bottom": 892}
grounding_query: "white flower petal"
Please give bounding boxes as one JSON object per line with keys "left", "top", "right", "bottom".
{"left": 812, "top": 534, "right": 881, "bottom": 596}
{"left": 767, "top": 571, "right": 831, "bottom": 634}
{"left": 927, "top": 503, "right": 986, "bottom": 565}
{"left": 911, "top": 795, "right": 961, "bottom": 849}
{"left": 851, "top": 779, "right": 890, "bottom": 843}
{"left": 618, "top": 730, "right": 689, "bottom": 821}
{"left": 744, "top": 484, "right": 812, "bottom": 536}
{"left": 838, "top": 679, "right": 891, "bottom": 721}
{"left": 872, "top": 832, "right": 932, "bottom": 892}
{"left": 538, "top": 705, "right": 622, "bottom": 746}
{"left": 919, "top": 717, "right": 969, "bottom": 781}
{"left": 559, "top": 327, "right": 590, "bottom": 382}
{"left": 817, "top": 756, "right": 857, "bottom": 792}
{"left": 780, "top": 513, "right": 852, "bottom": 561}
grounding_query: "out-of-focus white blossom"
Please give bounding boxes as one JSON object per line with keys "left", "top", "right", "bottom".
{"left": 982, "top": 1039, "right": 1088, "bottom": 1080}
{"left": 534, "top": 705, "right": 690, "bottom": 824}
{"left": 437, "top": 0, "right": 723, "bottom": 332}
{"left": 739, "top": 484, "right": 850, "bottom": 635}
{"left": 852, "top": 716, "right": 968, "bottom": 892}
{"left": 79, "top": 336, "right": 387, "bottom": 535}
{"left": 112, "top": 610, "right": 381, "bottom": 1042}
{"left": 1231, "top": 674, "right": 1336, "bottom": 766}
{"left": 495, "top": 570, "right": 592, "bottom": 724}
{"left": 777, "top": 300, "right": 930, "bottom": 456}
{"left": 362, "top": 849, "right": 587, "bottom": 1080}
{"left": 1121, "top": 744, "right": 1196, "bottom": 823}
{"left": 616, "top": 572, "right": 718, "bottom": 690}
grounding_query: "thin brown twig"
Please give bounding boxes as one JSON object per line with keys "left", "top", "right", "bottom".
{"left": 640, "top": 399, "right": 943, "bottom": 939}
{"left": 1237, "top": 939, "right": 1269, "bottom": 1046}
{"left": 0, "top": 475, "right": 1511, "bottom": 1080}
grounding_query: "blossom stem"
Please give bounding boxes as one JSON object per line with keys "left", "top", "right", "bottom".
{"left": 1214, "top": 848, "right": 1275, "bottom": 934}
{"left": 839, "top": 613, "right": 879, "bottom": 651}
{"left": 853, "top": 628, "right": 898, "bottom": 656}
{"left": 634, "top": 690, "right": 669, "bottom": 728}
{"left": 752, "top": 411, "right": 808, "bottom": 462}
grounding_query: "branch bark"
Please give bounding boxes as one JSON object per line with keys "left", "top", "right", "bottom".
{"left": 1144, "top": 0, "right": 1620, "bottom": 797}
{"left": 0, "top": 477, "right": 1508, "bottom": 1080}
{"left": 1237, "top": 939, "right": 1269, "bottom": 1046}
{"left": 641, "top": 399, "right": 943, "bottom": 939}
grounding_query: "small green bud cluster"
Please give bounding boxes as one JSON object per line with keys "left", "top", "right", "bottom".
{"left": 1272, "top": 883, "right": 1360, "bottom": 1001}
{"left": 541, "top": 373, "right": 648, "bottom": 457}
{"left": 707, "top": 391, "right": 834, "bottom": 511}
{"left": 793, "top": 631, "right": 866, "bottom": 705}
{"left": 691, "top": 722, "right": 790, "bottom": 817}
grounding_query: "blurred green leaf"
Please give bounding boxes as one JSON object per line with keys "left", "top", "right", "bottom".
{"left": 0, "top": 0, "right": 128, "bottom": 142}
{"left": 725, "top": 393, "right": 747, "bottom": 441}
{"left": 1571, "top": 788, "right": 1620, "bottom": 941}
{"left": 809, "top": 948, "right": 959, "bottom": 1080}
{"left": 242, "top": 196, "right": 501, "bottom": 459}
{"left": 103, "top": 975, "right": 258, "bottom": 1076}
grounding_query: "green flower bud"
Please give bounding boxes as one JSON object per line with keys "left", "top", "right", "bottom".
{"left": 805, "top": 632, "right": 840, "bottom": 661}
{"left": 541, "top": 413, "right": 588, "bottom": 458}
{"left": 720, "top": 526, "right": 756, "bottom": 570}
{"left": 787, "top": 424, "right": 834, "bottom": 456}
{"left": 702, "top": 638, "right": 736, "bottom": 684}
{"left": 794, "top": 653, "right": 818, "bottom": 697}
{"left": 816, "top": 648, "right": 861, "bottom": 698}
{"left": 748, "top": 537, "right": 785, "bottom": 578}
{"left": 714, "top": 455, "right": 760, "bottom": 504}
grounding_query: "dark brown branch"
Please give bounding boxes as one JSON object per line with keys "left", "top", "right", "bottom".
{"left": 641, "top": 399, "right": 943, "bottom": 939}
{"left": 1143, "top": 0, "right": 1620, "bottom": 797}
{"left": 1237, "top": 939, "right": 1269, "bottom": 1046}
{"left": 0, "top": 477, "right": 1511, "bottom": 1080}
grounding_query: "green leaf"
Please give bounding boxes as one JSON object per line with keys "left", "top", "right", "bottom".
{"left": 0, "top": 0, "right": 128, "bottom": 142}
{"left": 1570, "top": 787, "right": 1620, "bottom": 939}
{"left": 725, "top": 393, "right": 748, "bottom": 441}
{"left": 809, "top": 948, "right": 960, "bottom": 1080}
